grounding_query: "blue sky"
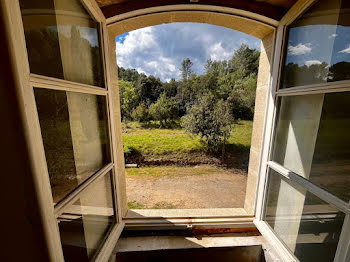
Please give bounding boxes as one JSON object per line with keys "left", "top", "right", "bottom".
{"left": 285, "top": 24, "right": 350, "bottom": 67}
{"left": 115, "top": 22, "right": 260, "bottom": 81}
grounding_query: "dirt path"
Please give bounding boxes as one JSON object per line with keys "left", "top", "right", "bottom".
{"left": 126, "top": 166, "right": 247, "bottom": 209}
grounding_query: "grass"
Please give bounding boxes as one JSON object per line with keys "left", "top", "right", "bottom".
{"left": 127, "top": 200, "right": 145, "bottom": 209}
{"left": 152, "top": 201, "right": 176, "bottom": 209}
{"left": 126, "top": 165, "right": 230, "bottom": 177}
{"left": 122, "top": 120, "right": 253, "bottom": 158}
{"left": 128, "top": 200, "right": 176, "bottom": 209}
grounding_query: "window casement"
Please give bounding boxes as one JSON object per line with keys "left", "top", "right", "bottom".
{"left": 255, "top": 0, "right": 350, "bottom": 261}
{"left": 4, "top": 0, "right": 124, "bottom": 261}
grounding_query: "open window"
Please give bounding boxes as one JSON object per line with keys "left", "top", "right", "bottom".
{"left": 107, "top": 10, "right": 276, "bottom": 223}
{"left": 4, "top": 0, "right": 350, "bottom": 261}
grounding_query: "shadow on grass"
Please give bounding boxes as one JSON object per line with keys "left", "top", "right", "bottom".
{"left": 125, "top": 142, "right": 251, "bottom": 171}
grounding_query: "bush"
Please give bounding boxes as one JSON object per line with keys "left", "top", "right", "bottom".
{"left": 181, "top": 94, "right": 233, "bottom": 153}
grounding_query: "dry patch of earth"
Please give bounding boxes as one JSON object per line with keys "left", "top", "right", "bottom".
{"left": 126, "top": 165, "right": 247, "bottom": 209}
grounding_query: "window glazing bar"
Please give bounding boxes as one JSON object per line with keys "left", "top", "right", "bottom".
{"left": 54, "top": 162, "right": 114, "bottom": 216}
{"left": 276, "top": 79, "right": 350, "bottom": 96}
{"left": 267, "top": 161, "right": 350, "bottom": 214}
{"left": 30, "top": 74, "right": 108, "bottom": 95}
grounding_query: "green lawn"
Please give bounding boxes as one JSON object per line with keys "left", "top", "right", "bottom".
{"left": 122, "top": 120, "right": 253, "bottom": 159}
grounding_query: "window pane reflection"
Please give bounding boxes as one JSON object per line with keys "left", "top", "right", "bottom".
{"left": 20, "top": 0, "right": 104, "bottom": 87}
{"left": 34, "top": 88, "right": 111, "bottom": 203}
{"left": 58, "top": 173, "right": 115, "bottom": 261}
{"left": 272, "top": 92, "right": 350, "bottom": 201}
{"left": 281, "top": 0, "right": 350, "bottom": 88}
{"left": 264, "top": 169, "right": 345, "bottom": 262}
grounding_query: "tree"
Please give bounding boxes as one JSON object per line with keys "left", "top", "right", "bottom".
{"left": 119, "top": 80, "right": 139, "bottom": 119}
{"left": 139, "top": 75, "right": 163, "bottom": 106}
{"left": 214, "top": 99, "right": 234, "bottom": 157}
{"left": 228, "top": 44, "right": 260, "bottom": 75}
{"left": 181, "top": 94, "right": 233, "bottom": 152}
{"left": 181, "top": 58, "right": 193, "bottom": 81}
{"left": 163, "top": 78, "right": 178, "bottom": 98}
{"left": 149, "top": 93, "right": 179, "bottom": 128}
{"left": 131, "top": 103, "right": 149, "bottom": 122}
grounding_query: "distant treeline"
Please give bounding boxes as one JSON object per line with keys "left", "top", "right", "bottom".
{"left": 118, "top": 44, "right": 260, "bottom": 150}
{"left": 118, "top": 44, "right": 260, "bottom": 121}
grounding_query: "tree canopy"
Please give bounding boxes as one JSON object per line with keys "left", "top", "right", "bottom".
{"left": 117, "top": 44, "right": 260, "bottom": 150}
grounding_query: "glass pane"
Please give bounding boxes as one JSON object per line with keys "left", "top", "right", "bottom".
{"left": 20, "top": 0, "right": 104, "bottom": 87}
{"left": 281, "top": 0, "right": 350, "bottom": 88}
{"left": 34, "top": 88, "right": 111, "bottom": 203}
{"left": 264, "top": 169, "right": 345, "bottom": 262}
{"left": 272, "top": 92, "right": 350, "bottom": 201}
{"left": 58, "top": 172, "right": 115, "bottom": 261}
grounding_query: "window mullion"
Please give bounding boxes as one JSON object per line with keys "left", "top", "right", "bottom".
{"left": 30, "top": 74, "right": 107, "bottom": 95}
{"left": 276, "top": 79, "right": 350, "bottom": 97}
{"left": 267, "top": 161, "right": 350, "bottom": 214}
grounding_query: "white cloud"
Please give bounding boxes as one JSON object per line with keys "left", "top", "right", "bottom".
{"left": 328, "top": 33, "right": 338, "bottom": 39}
{"left": 288, "top": 43, "right": 312, "bottom": 55}
{"left": 339, "top": 46, "right": 350, "bottom": 54}
{"left": 115, "top": 23, "right": 260, "bottom": 81}
{"left": 305, "top": 60, "right": 322, "bottom": 67}
{"left": 209, "top": 42, "right": 235, "bottom": 61}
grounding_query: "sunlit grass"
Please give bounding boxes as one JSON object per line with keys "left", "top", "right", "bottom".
{"left": 127, "top": 200, "right": 145, "bottom": 209}
{"left": 126, "top": 165, "right": 229, "bottom": 177}
{"left": 122, "top": 120, "right": 253, "bottom": 157}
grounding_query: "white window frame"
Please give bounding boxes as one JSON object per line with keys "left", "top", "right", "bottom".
{"left": 3, "top": 0, "right": 125, "bottom": 261}
{"left": 254, "top": 0, "right": 350, "bottom": 261}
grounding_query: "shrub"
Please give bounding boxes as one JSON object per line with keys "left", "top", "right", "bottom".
{"left": 181, "top": 94, "right": 233, "bottom": 153}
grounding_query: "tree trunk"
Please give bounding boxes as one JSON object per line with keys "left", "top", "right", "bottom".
{"left": 222, "top": 136, "right": 226, "bottom": 159}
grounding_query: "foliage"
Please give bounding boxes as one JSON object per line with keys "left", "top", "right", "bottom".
{"left": 149, "top": 93, "right": 179, "bottom": 127}
{"left": 118, "top": 66, "right": 146, "bottom": 85}
{"left": 181, "top": 94, "right": 233, "bottom": 151}
{"left": 181, "top": 58, "right": 193, "bottom": 81}
{"left": 131, "top": 103, "right": 149, "bottom": 122}
{"left": 139, "top": 75, "right": 163, "bottom": 107}
{"left": 118, "top": 43, "right": 260, "bottom": 143}
{"left": 119, "top": 80, "right": 139, "bottom": 119}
